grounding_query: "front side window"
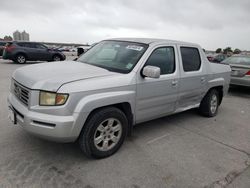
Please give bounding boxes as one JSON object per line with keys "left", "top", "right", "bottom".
{"left": 77, "top": 41, "right": 148, "bottom": 73}
{"left": 144, "top": 47, "right": 175, "bottom": 75}
{"left": 181, "top": 47, "right": 201, "bottom": 72}
{"left": 35, "top": 44, "right": 48, "bottom": 49}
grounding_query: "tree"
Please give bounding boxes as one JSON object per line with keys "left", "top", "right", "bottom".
{"left": 233, "top": 48, "right": 241, "bottom": 54}
{"left": 215, "top": 48, "right": 222, "bottom": 53}
{"left": 223, "top": 47, "right": 233, "bottom": 54}
{"left": 3, "top": 35, "right": 13, "bottom": 41}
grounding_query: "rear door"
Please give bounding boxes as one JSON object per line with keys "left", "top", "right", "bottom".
{"left": 17, "top": 43, "right": 37, "bottom": 60}
{"left": 136, "top": 45, "right": 179, "bottom": 123}
{"left": 177, "top": 46, "right": 207, "bottom": 109}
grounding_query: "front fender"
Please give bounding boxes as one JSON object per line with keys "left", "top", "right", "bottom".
{"left": 70, "top": 91, "right": 135, "bottom": 138}
{"left": 74, "top": 91, "right": 135, "bottom": 115}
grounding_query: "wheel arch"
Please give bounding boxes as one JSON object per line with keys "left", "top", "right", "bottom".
{"left": 15, "top": 52, "right": 28, "bottom": 59}
{"left": 53, "top": 53, "right": 64, "bottom": 60}
{"left": 77, "top": 102, "right": 134, "bottom": 141}
{"left": 206, "top": 85, "right": 223, "bottom": 105}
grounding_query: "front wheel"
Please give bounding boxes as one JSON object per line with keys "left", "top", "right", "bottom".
{"left": 52, "top": 55, "right": 61, "bottom": 61}
{"left": 199, "top": 89, "right": 219, "bottom": 117}
{"left": 79, "top": 107, "right": 128, "bottom": 159}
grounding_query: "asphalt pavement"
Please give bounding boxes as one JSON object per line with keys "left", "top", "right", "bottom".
{"left": 0, "top": 58, "right": 249, "bottom": 188}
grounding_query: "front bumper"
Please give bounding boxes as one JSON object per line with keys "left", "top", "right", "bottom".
{"left": 8, "top": 93, "right": 81, "bottom": 142}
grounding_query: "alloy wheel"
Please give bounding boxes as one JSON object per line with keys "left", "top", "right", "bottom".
{"left": 94, "top": 118, "right": 122, "bottom": 151}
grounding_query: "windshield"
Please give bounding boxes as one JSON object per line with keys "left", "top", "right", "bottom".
{"left": 223, "top": 56, "right": 250, "bottom": 65}
{"left": 77, "top": 40, "right": 148, "bottom": 73}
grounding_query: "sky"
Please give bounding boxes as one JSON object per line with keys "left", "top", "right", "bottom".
{"left": 0, "top": 0, "right": 250, "bottom": 50}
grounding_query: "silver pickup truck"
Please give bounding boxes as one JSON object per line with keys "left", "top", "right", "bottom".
{"left": 8, "top": 38, "right": 231, "bottom": 158}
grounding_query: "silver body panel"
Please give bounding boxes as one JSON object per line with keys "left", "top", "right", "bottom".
{"left": 230, "top": 64, "right": 250, "bottom": 87}
{"left": 8, "top": 38, "right": 231, "bottom": 142}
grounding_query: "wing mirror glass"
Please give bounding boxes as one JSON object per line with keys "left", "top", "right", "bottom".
{"left": 142, "top": 66, "right": 160, "bottom": 78}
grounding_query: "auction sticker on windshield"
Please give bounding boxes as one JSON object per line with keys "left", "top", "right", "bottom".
{"left": 126, "top": 45, "right": 144, "bottom": 51}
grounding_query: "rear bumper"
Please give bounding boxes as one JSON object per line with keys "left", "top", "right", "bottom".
{"left": 8, "top": 93, "right": 83, "bottom": 143}
{"left": 2, "top": 52, "right": 13, "bottom": 60}
{"left": 231, "top": 76, "right": 250, "bottom": 87}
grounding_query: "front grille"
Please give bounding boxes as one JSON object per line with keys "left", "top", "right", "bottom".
{"left": 13, "top": 81, "right": 30, "bottom": 106}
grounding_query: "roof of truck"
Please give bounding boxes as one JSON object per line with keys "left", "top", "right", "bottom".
{"left": 107, "top": 38, "right": 198, "bottom": 46}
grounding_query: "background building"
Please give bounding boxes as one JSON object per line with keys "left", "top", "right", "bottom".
{"left": 21, "top": 31, "right": 29, "bottom": 41}
{"left": 13, "top": 30, "right": 30, "bottom": 41}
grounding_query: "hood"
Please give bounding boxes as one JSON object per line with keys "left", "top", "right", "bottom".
{"left": 13, "top": 61, "right": 116, "bottom": 91}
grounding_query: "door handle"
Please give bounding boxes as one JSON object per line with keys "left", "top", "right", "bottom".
{"left": 172, "top": 80, "right": 178, "bottom": 86}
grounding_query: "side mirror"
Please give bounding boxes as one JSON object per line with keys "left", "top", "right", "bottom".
{"left": 142, "top": 66, "right": 160, "bottom": 79}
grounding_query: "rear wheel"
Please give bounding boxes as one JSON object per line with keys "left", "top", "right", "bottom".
{"left": 15, "top": 54, "right": 26, "bottom": 64}
{"left": 199, "top": 89, "right": 219, "bottom": 117}
{"left": 79, "top": 107, "right": 128, "bottom": 159}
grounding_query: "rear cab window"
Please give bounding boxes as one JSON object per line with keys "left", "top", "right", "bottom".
{"left": 180, "top": 47, "right": 201, "bottom": 72}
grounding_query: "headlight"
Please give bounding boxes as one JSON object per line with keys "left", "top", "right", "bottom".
{"left": 39, "top": 91, "right": 69, "bottom": 106}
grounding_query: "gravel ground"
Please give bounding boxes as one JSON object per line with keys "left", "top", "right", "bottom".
{"left": 0, "top": 58, "right": 249, "bottom": 188}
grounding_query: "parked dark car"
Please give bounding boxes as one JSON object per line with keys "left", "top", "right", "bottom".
{"left": 207, "top": 54, "right": 227, "bottom": 63}
{"left": 3, "top": 41, "right": 66, "bottom": 64}
{"left": 0, "top": 41, "right": 6, "bottom": 56}
{"left": 213, "top": 54, "right": 228, "bottom": 63}
{"left": 77, "top": 46, "right": 91, "bottom": 56}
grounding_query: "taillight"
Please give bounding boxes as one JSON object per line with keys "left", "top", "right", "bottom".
{"left": 5, "top": 45, "right": 15, "bottom": 52}
{"left": 246, "top": 71, "right": 250, "bottom": 75}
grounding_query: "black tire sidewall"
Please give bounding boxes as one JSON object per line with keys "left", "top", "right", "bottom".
{"left": 199, "top": 89, "right": 220, "bottom": 117}
{"left": 203, "top": 89, "right": 219, "bottom": 117}
{"left": 208, "top": 90, "right": 219, "bottom": 116}
{"left": 53, "top": 55, "right": 61, "bottom": 61}
{"left": 80, "top": 108, "right": 128, "bottom": 158}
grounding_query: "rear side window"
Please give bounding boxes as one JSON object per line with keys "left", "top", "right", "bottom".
{"left": 180, "top": 47, "right": 201, "bottom": 72}
{"left": 18, "top": 43, "right": 35, "bottom": 48}
{"left": 145, "top": 47, "right": 175, "bottom": 75}
{"left": 17, "top": 43, "right": 26, "bottom": 47}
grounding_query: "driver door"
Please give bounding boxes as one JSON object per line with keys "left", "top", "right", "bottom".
{"left": 34, "top": 44, "right": 50, "bottom": 61}
{"left": 135, "top": 45, "right": 179, "bottom": 123}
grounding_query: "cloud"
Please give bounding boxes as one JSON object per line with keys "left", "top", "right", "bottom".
{"left": 0, "top": 0, "right": 250, "bottom": 49}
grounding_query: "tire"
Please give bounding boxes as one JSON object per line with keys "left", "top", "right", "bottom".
{"left": 79, "top": 107, "right": 128, "bottom": 159}
{"left": 199, "top": 89, "right": 219, "bottom": 117}
{"left": 52, "top": 55, "right": 61, "bottom": 61}
{"left": 15, "top": 54, "right": 26, "bottom": 64}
